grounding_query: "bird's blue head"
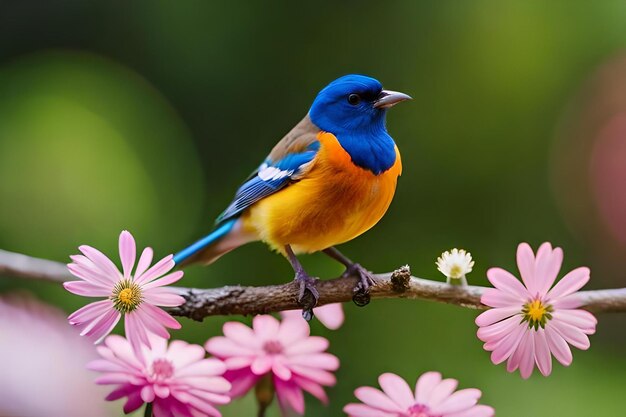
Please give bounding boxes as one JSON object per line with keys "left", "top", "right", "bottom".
{"left": 309, "top": 74, "right": 411, "bottom": 174}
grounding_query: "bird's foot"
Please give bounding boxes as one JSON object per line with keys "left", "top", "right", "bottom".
{"left": 294, "top": 272, "right": 319, "bottom": 321}
{"left": 343, "top": 263, "right": 376, "bottom": 307}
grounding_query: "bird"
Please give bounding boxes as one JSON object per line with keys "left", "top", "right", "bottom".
{"left": 173, "top": 74, "right": 410, "bottom": 318}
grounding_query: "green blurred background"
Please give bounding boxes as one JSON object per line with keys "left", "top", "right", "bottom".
{"left": 1, "top": 1, "right": 626, "bottom": 416}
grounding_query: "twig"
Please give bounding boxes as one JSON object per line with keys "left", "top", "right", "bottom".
{"left": 1, "top": 249, "right": 626, "bottom": 320}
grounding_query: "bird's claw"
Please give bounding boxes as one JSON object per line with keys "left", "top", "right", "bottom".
{"left": 344, "top": 263, "right": 376, "bottom": 307}
{"left": 295, "top": 272, "right": 319, "bottom": 320}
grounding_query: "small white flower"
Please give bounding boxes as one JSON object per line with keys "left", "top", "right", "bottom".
{"left": 436, "top": 248, "right": 474, "bottom": 284}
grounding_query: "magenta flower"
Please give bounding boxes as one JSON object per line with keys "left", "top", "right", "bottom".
{"left": 64, "top": 231, "right": 185, "bottom": 349}
{"left": 476, "top": 242, "right": 597, "bottom": 378}
{"left": 280, "top": 303, "right": 345, "bottom": 330}
{"left": 205, "top": 315, "right": 340, "bottom": 415}
{"left": 344, "top": 372, "right": 494, "bottom": 417}
{"left": 89, "top": 335, "right": 230, "bottom": 417}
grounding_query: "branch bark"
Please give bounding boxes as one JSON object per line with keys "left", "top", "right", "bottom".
{"left": 1, "top": 249, "right": 626, "bottom": 321}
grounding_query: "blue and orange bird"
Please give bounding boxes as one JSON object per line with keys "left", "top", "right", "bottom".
{"left": 174, "top": 74, "right": 411, "bottom": 316}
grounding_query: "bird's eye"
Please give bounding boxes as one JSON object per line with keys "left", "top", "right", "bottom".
{"left": 348, "top": 94, "right": 361, "bottom": 105}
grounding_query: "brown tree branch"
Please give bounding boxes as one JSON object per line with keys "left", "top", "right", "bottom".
{"left": 1, "top": 249, "right": 626, "bottom": 320}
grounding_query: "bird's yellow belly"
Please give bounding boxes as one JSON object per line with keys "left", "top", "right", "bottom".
{"left": 242, "top": 132, "right": 402, "bottom": 254}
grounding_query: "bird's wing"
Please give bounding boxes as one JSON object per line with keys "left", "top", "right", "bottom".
{"left": 216, "top": 115, "right": 320, "bottom": 223}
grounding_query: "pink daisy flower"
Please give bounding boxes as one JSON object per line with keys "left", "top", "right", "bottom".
{"left": 280, "top": 303, "right": 345, "bottom": 330}
{"left": 205, "top": 315, "right": 340, "bottom": 415}
{"left": 476, "top": 242, "right": 597, "bottom": 378}
{"left": 64, "top": 231, "right": 185, "bottom": 350}
{"left": 89, "top": 335, "right": 230, "bottom": 417}
{"left": 344, "top": 372, "right": 494, "bottom": 417}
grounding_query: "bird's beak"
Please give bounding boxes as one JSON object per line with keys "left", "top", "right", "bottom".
{"left": 373, "top": 90, "right": 412, "bottom": 109}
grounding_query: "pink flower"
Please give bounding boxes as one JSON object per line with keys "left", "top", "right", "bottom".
{"left": 280, "top": 303, "right": 345, "bottom": 330}
{"left": 344, "top": 372, "right": 494, "bottom": 417}
{"left": 89, "top": 335, "right": 231, "bottom": 417}
{"left": 205, "top": 315, "right": 340, "bottom": 415}
{"left": 64, "top": 230, "right": 185, "bottom": 350}
{"left": 476, "top": 242, "right": 597, "bottom": 379}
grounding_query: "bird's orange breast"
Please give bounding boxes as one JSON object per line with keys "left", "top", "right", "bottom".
{"left": 242, "top": 132, "right": 402, "bottom": 254}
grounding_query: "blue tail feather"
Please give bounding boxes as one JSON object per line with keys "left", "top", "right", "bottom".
{"left": 173, "top": 218, "right": 238, "bottom": 265}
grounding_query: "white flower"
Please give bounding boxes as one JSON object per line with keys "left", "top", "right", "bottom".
{"left": 436, "top": 248, "right": 474, "bottom": 283}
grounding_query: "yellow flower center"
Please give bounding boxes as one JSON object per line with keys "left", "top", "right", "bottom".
{"left": 522, "top": 299, "right": 553, "bottom": 330}
{"left": 449, "top": 265, "right": 463, "bottom": 279}
{"left": 111, "top": 279, "right": 142, "bottom": 313}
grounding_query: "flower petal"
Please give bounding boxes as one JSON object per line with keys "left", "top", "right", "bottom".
{"left": 378, "top": 373, "right": 414, "bottom": 410}
{"left": 344, "top": 404, "right": 397, "bottom": 417}
{"left": 516, "top": 242, "right": 536, "bottom": 294}
{"left": 253, "top": 315, "right": 280, "bottom": 340}
{"left": 119, "top": 231, "right": 136, "bottom": 279}
{"left": 486, "top": 268, "right": 528, "bottom": 299}
{"left": 68, "top": 299, "right": 114, "bottom": 324}
{"left": 354, "top": 387, "right": 403, "bottom": 412}
{"left": 533, "top": 328, "right": 552, "bottom": 376}
{"left": 141, "top": 270, "right": 184, "bottom": 290}
{"left": 535, "top": 244, "right": 563, "bottom": 294}
{"left": 79, "top": 245, "right": 121, "bottom": 280}
{"left": 545, "top": 326, "right": 573, "bottom": 366}
{"left": 475, "top": 306, "right": 520, "bottom": 327}
{"left": 547, "top": 267, "right": 590, "bottom": 300}
{"left": 143, "top": 288, "right": 185, "bottom": 307}
{"left": 63, "top": 280, "right": 111, "bottom": 297}
{"left": 134, "top": 254, "right": 175, "bottom": 286}
{"left": 134, "top": 247, "right": 153, "bottom": 281}
{"left": 313, "top": 303, "right": 345, "bottom": 330}
{"left": 415, "top": 371, "right": 441, "bottom": 403}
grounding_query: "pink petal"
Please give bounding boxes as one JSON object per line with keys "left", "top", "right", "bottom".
{"left": 253, "top": 315, "right": 280, "bottom": 340}
{"left": 119, "top": 231, "right": 136, "bottom": 279}
{"left": 274, "top": 378, "right": 305, "bottom": 414}
{"left": 535, "top": 244, "right": 563, "bottom": 294}
{"left": 344, "top": 404, "right": 397, "bottom": 417}
{"left": 122, "top": 391, "right": 144, "bottom": 414}
{"left": 551, "top": 293, "right": 585, "bottom": 309}
{"left": 552, "top": 310, "right": 597, "bottom": 334}
{"left": 104, "top": 335, "right": 145, "bottom": 369}
{"left": 125, "top": 312, "right": 150, "bottom": 351}
{"left": 516, "top": 242, "right": 536, "bottom": 293}
{"left": 79, "top": 245, "right": 122, "bottom": 280}
{"left": 518, "top": 332, "right": 536, "bottom": 379}
{"left": 68, "top": 299, "right": 114, "bottom": 324}
{"left": 284, "top": 336, "right": 329, "bottom": 355}
{"left": 448, "top": 404, "right": 495, "bottom": 417}
{"left": 550, "top": 320, "right": 591, "bottom": 350}
{"left": 277, "top": 312, "right": 311, "bottom": 345}
{"left": 250, "top": 355, "right": 273, "bottom": 375}
{"left": 476, "top": 315, "right": 520, "bottom": 342}
{"left": 133, "top": 306, "right": 171, "bottom": 339}
{"left": 140, "top": 302, "right": 181, "bottom": 330}
{"left": 134, "top": 247, "right": 153, "bottom": 281}
{"left": 432, "top": 388, "right": 481, "bottom": 414}
{"left": 378, "top": 373, "right": 415, "bottom": 409}
{"left": 313, "top": 303, "right": 345, "bottom": 330}
{"left": 224, "top": 369, "right": 260, "bottom": 398}
{"left": 481, "top": 288, "right": 524, "bottom": 308}
{"left": 134, "top": 255, "right": 175, "bottom": 285}
{"left": 488, "top": 323, "right": 526, "bottom": 365}
{"left": 272, "top": 360, "right": 292, "bottom": 380}
{"left": 547, "top": 267, "right": 590, "bottom": 300}
{"left": 354, "top": 387, "right": 403, "bottom": 412}
{"left": 288, "top": 366, "right": 336, "bottom": 386}
{"left": 67, "top": 258, "right": 114, "bottom": 286}
{"left": 428, "top": 378, "right": 459, "bottom": 407}
{"left": 287, "top": 353, "right": 340, "bottom": 371}
{"left": 486, "top": 268, "right": 528, "bottom": 299}
{"left": 223, "top": 321, "right": 263, "bottom": 349}
{"left": 91, "top": 309, "right": 122, "bottom": 344}
{"left": 140, "top": 385, "right": 155, "bottom": 403}
{"left": 167, "top": 340, "right": 207, "bottom": 369}
{"left": 545, "top": 327, "right": 573, "bottom": 366}
{"left": 176, "top": 359, "right": 227, "bottom": 378}
{"left": 533, "top": 328, "right": 552, "bottom": 376}
{"left": 415, "top": 371, "right": 442, "bottom": 403}
{"left": 475, "top": 306, "right": 520, "bottom": 327}
{"left": 292, "top": 374, "right": 329, "bottom": 404}
{"left": 143, "top": 288, "right": 186, "bottom": 307}
{"left": 205, "top": 337, "right": 256, "bottom": 358}
{"left": 63, "top": 280, "right": 111, "bottom": 297}
{"left": 141, "top": 271, "right": 184, "bottom": 291}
